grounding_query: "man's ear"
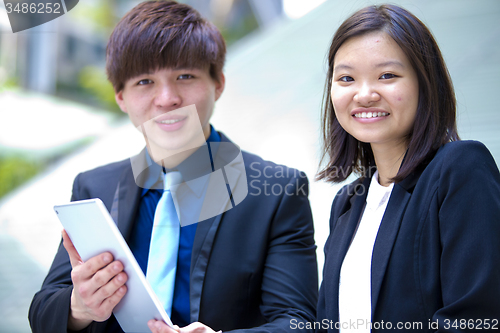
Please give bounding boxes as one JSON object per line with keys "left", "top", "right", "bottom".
{"left": 115, "top": 90, "right": 128, "bottom": 114}
{"left": 214, "top": 73, "right": 225, "bottom": 101}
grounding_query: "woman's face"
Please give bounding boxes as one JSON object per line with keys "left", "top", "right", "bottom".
{"left": 331, "top": 32, "right": 419, "bottom": 153}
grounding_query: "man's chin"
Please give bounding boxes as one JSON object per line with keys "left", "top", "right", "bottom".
{"left": 147, "top": 140, "right": 204, "bottom": 163}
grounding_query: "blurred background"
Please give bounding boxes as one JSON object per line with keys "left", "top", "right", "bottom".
{"left": 0, "top": 0, "right": 499, "bottom": 331}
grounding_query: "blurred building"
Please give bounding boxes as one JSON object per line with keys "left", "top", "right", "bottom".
{"left": 1, "top": 0, "right": 286, "bottom": 97}
{"left": 0, "top": 4, "right": 106, "bottom": 95}
{"left": 0, "top": 7, "right": 16, "bottom": 85}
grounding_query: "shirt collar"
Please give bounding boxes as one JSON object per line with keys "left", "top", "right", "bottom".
{"left": 141, "top": 125, "right": 221, "bottom": 197}
{"left": 365, "top": 170, "right": 394, "bottom": 211}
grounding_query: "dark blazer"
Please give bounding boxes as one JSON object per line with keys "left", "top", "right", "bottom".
{"left": 29, "top": 132, "right": 318, "bottom": 333}
{"left": 317, "top": 141, "right": 500, "bottom": 332}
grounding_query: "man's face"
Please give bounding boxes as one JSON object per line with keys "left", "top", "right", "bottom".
{"left": 115, "top": 67, "right": 225, "bottom": 159}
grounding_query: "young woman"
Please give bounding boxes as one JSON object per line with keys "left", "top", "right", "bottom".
{"left": 316, "top": 4, "right": 500, "bottom": 332}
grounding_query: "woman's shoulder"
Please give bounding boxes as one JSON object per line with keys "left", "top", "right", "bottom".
{"left": 432, "top": 140, "right": 497, "bottom": 172}
{"left": 403, "top": 140, "right": 499, "bottom": 201}
{"left": 437, "top": 140, "right": 490, "bottom": 155}
{"left": 425, "top": 140, "right": 500, "bottom": 194}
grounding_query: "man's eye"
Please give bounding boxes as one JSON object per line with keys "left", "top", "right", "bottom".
{"left": 339, "top": 76, "right": 354, "bottom": 82}
{"left": 178, "top": 74, "right": 194, "bottom": 80}
{"left": 380, "top": 73, "right": 397, "bottom": 79}
{"left": 137, "top": 79, "right": 152, "bottom": 85}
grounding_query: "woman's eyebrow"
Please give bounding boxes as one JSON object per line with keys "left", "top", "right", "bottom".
{"left": 333, "top": 60, "right": 405, "bottom": 73}
{"left": 333, "top": 64, "right": 353, "bottom": 72}
{"left": 375, "top": 60, "right": 405, "bottom": 68}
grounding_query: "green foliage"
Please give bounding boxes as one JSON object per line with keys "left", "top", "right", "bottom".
{"left": 78, "top": 66, "right": 121, "bottom": 114}
{"left": 219, "top": 13, "right": 259, "bottom": 46}
{"left": 0, "top": 156, "right": 44, "bottom": 199}
{"left": 0, "top": 76, "right": 19, "bottom": 92}
{"left": 67, "top": 1, "right": 117, "bottom": 34}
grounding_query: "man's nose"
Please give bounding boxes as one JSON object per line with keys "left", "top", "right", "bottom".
{"left": 154, "top": 84, "right": 182, "bottom": 108}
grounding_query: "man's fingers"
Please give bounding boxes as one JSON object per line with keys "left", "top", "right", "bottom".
{"left": 62, "top": 229, "right": 83, "bottom": 268}
{"left": 77, "top": 253, "right": 114, "bottom": 280}
{"left": 178, "top": 322, "right": 217, "bottom": 333}
{"left": 147, "top": 320, "right": 178, "bottom": 333}
{"left": 76, "top": 259, "right": 124, "bottom": 303}
{"left": 97, "top": 285, "right": 127, "bottom": 321}
{"left": 69, "top": 259, "right": 126, "bottom": 325}
{"left": 95, "top": 271, "right": 128, "bottom": 300}
{"left": 148, "top": 320, "right": 159, "bottom": 333}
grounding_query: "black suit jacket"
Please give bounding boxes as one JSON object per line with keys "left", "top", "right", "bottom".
{"left": 29, "top": 132, "right": 318, "bottom": 333}
{"left": 317, "top": 141, "right": 500, "bottom": 332}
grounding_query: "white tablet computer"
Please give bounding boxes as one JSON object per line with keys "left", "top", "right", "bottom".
{"left": 54, "top": 198, "right": 173, "bottom": 332}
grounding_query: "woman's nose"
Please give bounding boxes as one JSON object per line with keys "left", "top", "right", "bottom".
{"left": 354, "top": 82, "right": 380, "bottom": 106}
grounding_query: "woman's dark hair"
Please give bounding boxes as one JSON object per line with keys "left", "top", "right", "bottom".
{"left": 106, "top": 0, "right": 226, "bottom": 92}
{"left": 317, "top": 4, "right": 459, "bottom": 183}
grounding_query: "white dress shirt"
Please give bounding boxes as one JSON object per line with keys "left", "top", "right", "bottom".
{"left": 338, "top": 171, "right": 394, "bottom": 332}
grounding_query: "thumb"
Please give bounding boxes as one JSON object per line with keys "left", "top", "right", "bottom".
{"left": 62, "top": 229, "right": 83, "bottom": 268}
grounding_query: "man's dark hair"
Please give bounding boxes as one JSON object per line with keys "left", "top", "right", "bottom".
{"left": 106, "top": 0, "right": 226, "bottom": 92}
{"left": 317, "top": 4, "right": 459, "bottom": 183}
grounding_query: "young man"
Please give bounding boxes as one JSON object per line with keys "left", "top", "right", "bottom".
{"left": 29, "top": 1, "right": 318, "bottom": 333}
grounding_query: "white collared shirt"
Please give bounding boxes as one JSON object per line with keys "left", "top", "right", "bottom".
{"left": 338, "top": 171, "right": 394, "bottom": 332}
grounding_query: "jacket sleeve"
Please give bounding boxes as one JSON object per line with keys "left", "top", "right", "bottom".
{"left": 29, "top": 173, "right": 101, "bottom": 333}
{"left": 229, "top": 173, "right": 319, "bottom": 333}
{"left": 433, "top": 141, "right": 500, "bottom": 329}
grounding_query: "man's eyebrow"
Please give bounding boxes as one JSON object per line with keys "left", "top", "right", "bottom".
{"left": 173, "top": 66, "right": 198, "bottom": 71}
{"left": 136, "top": 71, "right": 154, "bottom": 76}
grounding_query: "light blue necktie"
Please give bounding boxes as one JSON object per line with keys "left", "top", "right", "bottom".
{"left": 146, "top": 171, "right": 182, "bottom": 316}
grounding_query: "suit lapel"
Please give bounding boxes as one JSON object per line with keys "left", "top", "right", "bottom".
{"left": 111, "top": 158, "right": 142, "bottom": 240}
{"left": 326, "top": 177, "right": 370, "bottom": 320}
{"left": 326, "top": 169, "right": 420, "bottom": 321}
{"left": 370, "top": 170, "right": 420, "bottom": 314}
{"left": 189, "top": 133, "right": 241, "bottom": 322}
{"left": 189, "top": 213, "right": 222, "bottom": 323}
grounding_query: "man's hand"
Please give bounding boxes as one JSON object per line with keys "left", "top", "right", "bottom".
{"left": 62, "top": 230, "right": 128, "bottom": 331}
{"left": 148, "top": 320, "right": 220, "bottom": 333}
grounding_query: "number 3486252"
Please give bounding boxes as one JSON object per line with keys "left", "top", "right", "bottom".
{"left": 5, "top": 2, "right": 62, "bottom": 14}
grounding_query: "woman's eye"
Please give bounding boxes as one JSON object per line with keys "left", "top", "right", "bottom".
{"left": 339, "top": 76, "right": 354, "bottom": 82}
{"left": 380, "top": 73, "right": 397, "bottom": 79}
{"left": 137, "top": 79, "right": 152, "bottom": 85}
{"left": 178, "top": 74, "right": 194, "bottom": 80}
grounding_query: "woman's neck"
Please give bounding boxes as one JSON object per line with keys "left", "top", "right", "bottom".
{"left": 371, "top": 141, "right": 407, "bottom": 187}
